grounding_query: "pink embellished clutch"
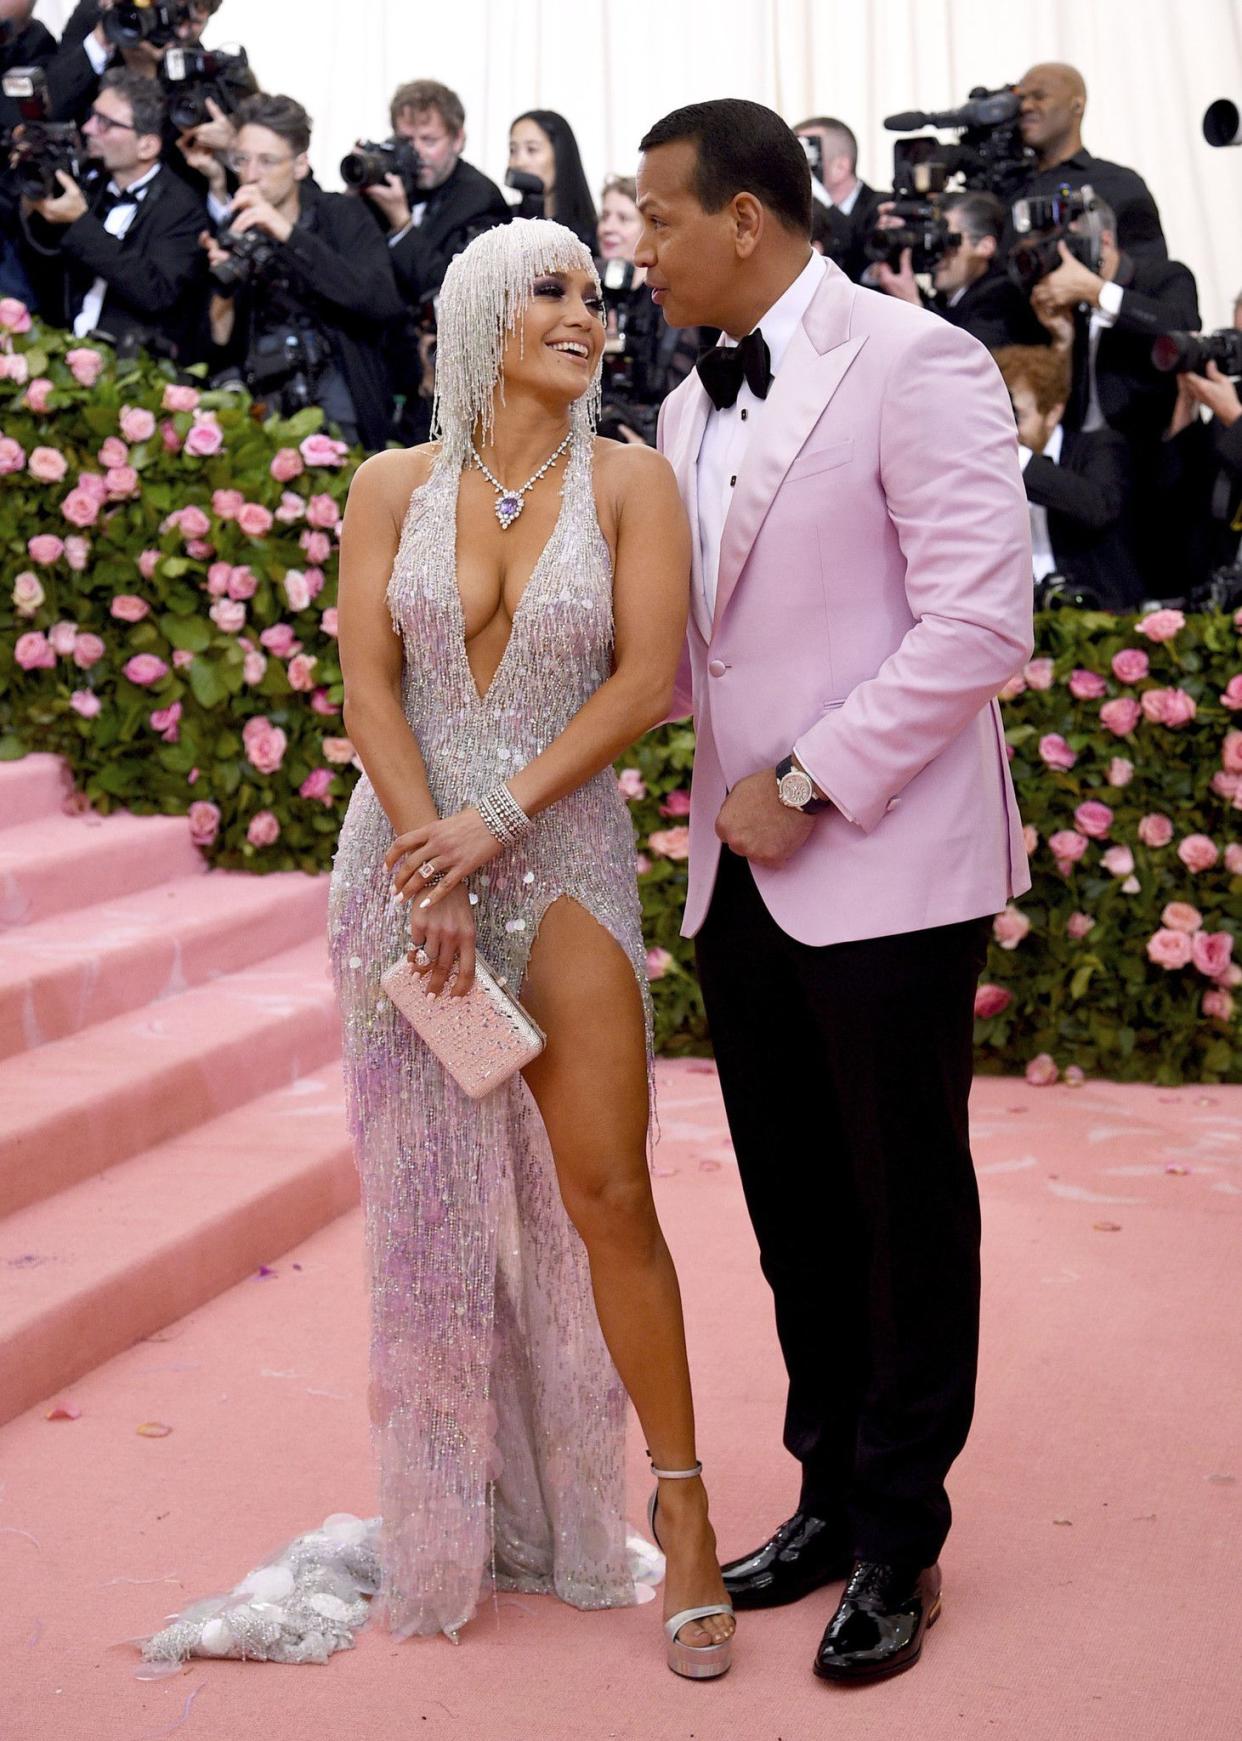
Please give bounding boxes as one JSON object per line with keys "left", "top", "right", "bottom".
{"left": 380, "top": 952, "right": 546, "bottom": 1099}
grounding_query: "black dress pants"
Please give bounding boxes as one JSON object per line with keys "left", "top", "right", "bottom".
{"left": 695, "top": 847, "right": 991, "bottom": 1567}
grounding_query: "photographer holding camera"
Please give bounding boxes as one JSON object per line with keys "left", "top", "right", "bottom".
{"left": 1152, "top": 336, "right": 1242, "bottom": 596}
{"left": 201, "top": 93, "right": 402, "bottom": 451}
{"left": 1, "top": 1, "right": 54, "bottom": 127}
{"left": 793, "top": 115, "right": 886, "bottom": 282}
{"left": 45, "top": 0, "right": 222, "bottom": 125}
{"left": 873, "top": 190, "right": 1047, "bottom": 349}
{"left": 17, "top": 66, "right": 208, "bottom": 358}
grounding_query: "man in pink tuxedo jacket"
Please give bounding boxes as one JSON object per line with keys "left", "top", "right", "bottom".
{"left": 637, "top": 99, "right": 1033, "bottom": 1686}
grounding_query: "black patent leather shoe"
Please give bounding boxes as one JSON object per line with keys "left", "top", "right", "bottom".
{"left": 720, "top": 1512, "right": 853, "bottom": 1610}
{"left": 813, "top": 1560, "right": 942, "bottom": 1682}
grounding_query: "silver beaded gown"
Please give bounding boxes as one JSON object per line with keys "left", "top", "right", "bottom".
{"left": 327, "top": 433, "right": 652, "bottom": 1641}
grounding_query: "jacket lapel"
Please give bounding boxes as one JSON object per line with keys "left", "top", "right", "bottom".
{"left": 712, "top": 267, "right": 865, "bottom": 635}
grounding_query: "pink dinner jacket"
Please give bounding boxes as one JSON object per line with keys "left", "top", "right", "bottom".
{"left": 657, "top": 259, "right": 1035, "bottom": 946}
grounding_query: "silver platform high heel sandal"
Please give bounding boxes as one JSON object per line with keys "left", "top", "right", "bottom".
{"left": 646, "top": 1457, "right": 735, "bottom": 1680}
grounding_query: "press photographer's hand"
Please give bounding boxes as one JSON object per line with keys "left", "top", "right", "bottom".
{"left": 228, "top": 181, "right": 293, "bottom": 243}
{"left": 32, "top": 170, "right": 87, "bottom": 226}
{"left": 1182, "top": 360, "right": 1242, "bottom": 428}
{"left": 362, "top": 171, "right": 411, "bottom": 233}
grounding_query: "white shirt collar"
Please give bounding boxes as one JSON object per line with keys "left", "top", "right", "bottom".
{"left": 107, "top": 162, "right": 161, "bottom": 201}
{"left": 1043, "top": 422, "right": 1065, "bottom": 466}
{"left": 720, "top": 251, "right": 827, "bottom": 379}
{"left": 833, "top": 179, "right": 862, "bottom": 216}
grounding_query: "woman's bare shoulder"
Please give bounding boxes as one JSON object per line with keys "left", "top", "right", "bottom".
{"left": 349, "top": 443, "right": 441, "bottom": 522}
{"left": 592, "top": 436, "right": 678, "bottom": 496}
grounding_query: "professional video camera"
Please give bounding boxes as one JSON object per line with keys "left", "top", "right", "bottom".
{"left": 2, "top": 66, "right": 87, "bottom": 201}
{"left": 863, "top": 200, "right": 961, "bottom": 274}
{"left": 1007, "top": 184, "right": 1104, "bottom": 293}
{"left": 882, "top": 87, "right": 1033, "bottom": 202}
{"left": 1151, "top": 329, "right": 1242, "bottom": 379}
{"left": 210, "top": 226, "right": 281, "bottom": 290}
{"left": 340, "top": 136, "right": 421, "bottom": 201}
{"left": 505, "top": 169, "right": 544, "bottom": 219}
{"left": 103, "top": 1, "right": 194, "bottom": 49}
{"left": 160, "top": 44, "right": 252, "bottom": 132}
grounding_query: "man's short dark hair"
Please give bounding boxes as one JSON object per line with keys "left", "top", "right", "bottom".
{"left": 943, "top": 190, "right": 1005, "bottom": 246}
{"left": 390, "top": 79, "right": 465, "bottom": 135}
{"left": 100, "top": 67, "right": 166, "bottom": 141}
{"left": 233, "top": 93, "right": 312, "bottom": 157}
{"left": 794, "top": 115, "right": 859, "bottom": 173}
{"left": 639, "top": 99, "right": 812, "bottom": 236}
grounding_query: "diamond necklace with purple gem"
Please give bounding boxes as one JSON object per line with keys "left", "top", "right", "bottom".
{"left": 471, "top": 429, "right": 574, "bottom": 529}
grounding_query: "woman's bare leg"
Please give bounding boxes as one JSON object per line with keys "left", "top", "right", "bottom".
{"left": 520, "top": 897, "right": 733, "bottom": 1648}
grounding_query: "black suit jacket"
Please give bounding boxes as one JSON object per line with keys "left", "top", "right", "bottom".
{"left": 830, "top": 180, "right": 889, "bottom": 283}
{"left": 1024, "top": 424, "right": 1143, "bottom": 609}
{"left": 20, "top": 163, "right": 210, "bottom": 359}
{"left": 387, "top": 159, "right": 510, "bottom": 303}
{"left": 1066, "top": 252, "right": 1200, "bottom": 447}
{"left": 931, "top": 266, "right": 1048, "bottom": 351}
{"left": 0, "top": 18, "right": 58, "bottom": 129}
{"left": 1149, "top": 415, "right": 1242, "bottom": 590}
{"left": 1002, "top": 150, "right": 1167, "bottom": 262}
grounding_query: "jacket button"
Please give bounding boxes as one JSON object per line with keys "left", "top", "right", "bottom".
{"left": 708, "top": 659, "right": 727, "bottom": 677}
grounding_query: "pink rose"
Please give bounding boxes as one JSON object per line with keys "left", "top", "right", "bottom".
{"left": 304, "top": 568, "right": 325, "bottom": 600}
{"left": 212, "top": 488, "right": 245, "bottom": 520}
{"left": 1063, "top": 1065, "right": 1086, "bottom": 1087}
{"left": 1038, "top": 734, "right": 1077, "bottom": 770}
{"left": 27, "top": 445, "right": 67, "bottom": 483}
{"left": 120, "top": 405, "right": 157, "bottom": 443}
{"left": 1022, "top": 824, "right": 1038, "bottom": 856}
{"left": 247, "top": 810, "right": 281, "bottom": 847}
{"left": 1178, "top": 834, "right": 1219, "bottom": 873}
{"left": 72, "top": 632, "right": 105, "bottom": 669}
{"left": 287, "top": 652, "right": 318, "bottom": 691}
{"left": 1222, "top": 732, "right": 1242, "bottom": 776}
{"left": 260, "top": 623, "right": 299, "bottom": 659}
{"left": 1141, "top": 687, "right": 1197, "bottom": 728}
{"left": 123, "top": 653, "right": 169, "bottom": 687}
{"left": 237, "top": 502, "right": 274, "bottom": 538}
{"left": 305, "top": 493, "right": 340, "bottom": 530}
{"left": 283, "top": 569, "right": 312, "bottom": 612}
{"left": 322, "top": 737, "right": 355, "bottom": 765}
{"left": 299, "top": 529, "right": 331, "bottom": 564}
{"left": 1147, "top": 928, "right": 1193, "bottom": 970}
{"left": 1212, "top": 771, "right": 1240, "bottom": 801}
{"left": 187, "top": 767, "right": 198, "bottom": 785}
{"left": 299, "top": 768, "right": 334, "bottom": 804}
{"left": 617, "top": 768, "right": 646, "bottom": 800}
{"left": 310, "top": 689, "right": 339, "bottom": 715}
{"left": 1138, "top": 813, "right": 1174, "bottom": 849}
{"left": 1111, "top": 648, "right": 1150, "bottom": 684}
{"left": 12, "top": 571, "right": 44, "bottom": 616}
{"left": 1066, "top": 913, "right": 1095, "bottom": 940}
{"left": 172, "top": 649, "right": 194, "bottom": 669}
{"left": 65, "top": 346, "right": 104, "bottom": 387}
{"left": 185, "top": 418, "right": 225, "bottom": 457}
{"left": 168, "top": 504, "right": 211, "bottom": 540}
{"left": 150, "top": 702, "right": 182, "bottom": 743}
{"left": 69, "top": 689, "right": 101, "bottom": 718}
{"left": 188, "top": 801, "right": 221, "bottom": 847}
{"left": 206, "top": 561, "right": 231, "bottom": 597}
{"left": 648, "top": 826, "right": 690, "bottom": 861}
{"left": 1221, "top": 676, "right": 1242, "bottom": 713}
{"left": 61, "top": 487, "right": 100, "bottom": 527}
{"left": 320, "top": 606, "right": 339, "bottom": 638}
{"left": 1049, "top": 829, "right": 1089, "bottom": 864}
{"left": 1106, "top": 757, "right": 1134, "bottom": 788}
{"left": 993, "top": 905, "right": 1031, "bottom": 949}
{"left": 974, "top": 984, "right": 1012, "bottom": 1018}
{"left": 0, "top": 295, "right": 32, "bottom": 332}
{"left": 660, "top": 789, "right": 693, "bottom": 818}
{"left": 998, "top": 672, "right": 1026, "bottom": 702}
{"left": 49, "top": 620, "right": 78, "bottom": 656}
{"left": 299, "top": 432, "right": 349, "bottom": 468}
{"left": 270, "top": 447, "right": 304, "bottom": 483}
{"left": 162, "top": 383, "right": 200, "bottom": 412}
{"left": 0, "top": 352, "right": 29, "bottom": 384}
{"left": 105, "top": 465, "right": 140, "bottom": 499}
{"left": 138, "top": 549, "right": 160, "bottom": 580}
{"left": 243, "top": 650, "right": 268, "bottom": 684}
{"left": 25, "top": 377, "right": 53, "bottom": 413}
{"left": 98, "top": 436, "right": 128, "bottom": 469}
{"left": 14, "top": 631, "right": 56, "bottom": 671}
{"left": 64, "top": 535, "right": 90, "bottom": 572}
{"left": 1161, "top": 902, "right": 1202, "bottom": 933}
{"left": 228, "top": 565, "right": 257, "bottom": 601}
{"left": 1135, "top": 608, "right": 1186, "bottom": 643}
{"left": 161, "top": 421, "right": 183, "bottom": 454}
{"left": 1024, "top": 657, "right": 1055, "bottom": 691}
{"left": 1226, "top": 844, "right": 1242, "bottom": 876}
{"left": 635, "top": 852, "right": 651, "bottom": 875}
{"left": 1101, "top": 845, "right": 1135, "bottom": 877}
{"left": 1074, "top": 801, "right": 1113, "bottom": 839}
{"left": 1099, "top": 697, "right": 1141, "bottom": 737}
{"left": 1191, "top": 931, "right": 1234, "bottom": 980}
{"left": 75, "top": 471, "right": 108, "bottom": 504}
{"left": 646, "top": 946, "right": 674, "bottom": 981}
{"left": 275, "top": 490, "right": 305, "bottom": 522}
{"left": 28, "top": 533, "right": 64, "bottom": 565}
{"left": 210, "top": 598, "right": 246, "bottom": 633}
{"left": 0, "top": 435, "right": 25, "bottom": 474}
{"left": 242, "top": 716, "right": 287, "bottom": 774}
{"left": 1025, "top": 1053, "right": 1059, "bottom": 1087}
{"left": 1203, "top": 989, "right": 1236, "bottom": 1022}
{"left": 1068, "top": 668, "right": 1108, "bottom": 700}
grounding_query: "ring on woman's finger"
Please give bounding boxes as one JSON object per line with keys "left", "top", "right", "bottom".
{"left": 417, "top": 860, "right": 437, "bottom": 881}
{"left": 413, "top": 948, "right": 430, "bottom": 968}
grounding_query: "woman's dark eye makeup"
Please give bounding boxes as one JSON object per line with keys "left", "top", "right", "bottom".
{"left": 532, "top": 279, "right": 605, "bottom": 319}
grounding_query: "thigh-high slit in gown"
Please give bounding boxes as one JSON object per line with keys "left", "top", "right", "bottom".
{"left": 327, "top": 434, "right": 653, "bottom": 1641}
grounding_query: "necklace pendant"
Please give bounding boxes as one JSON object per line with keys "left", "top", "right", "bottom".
{"left": 495, "top": 493, "right": 523, "bottom": 530}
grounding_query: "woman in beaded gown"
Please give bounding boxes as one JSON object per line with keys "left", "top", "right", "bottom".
{"left": 326, "top": 220, "right": 735, "bottom": 1670}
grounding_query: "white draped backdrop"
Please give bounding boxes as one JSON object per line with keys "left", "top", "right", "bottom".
{"left": 33, "top": 0, "right": 1242, "bottom": 324}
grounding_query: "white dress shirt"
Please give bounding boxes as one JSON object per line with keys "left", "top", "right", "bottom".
{"left": 1018, "top": 421, "right": 1064, "bottom": 582}
{"left": 73, "top": 162, "right": 161, "bottom": 338}
{"left": 695, "top": 250, "right": 827, "bottom": 630}
{"left": 1082, "top": 277, "right": 1123, "bottom": 432}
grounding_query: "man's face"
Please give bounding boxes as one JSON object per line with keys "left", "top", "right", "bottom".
{"left": 0, "top": 0, "right": 33, "bottom": 30}
{"left": 933, "top": 210, "right": 991, "bottom": 293}
{"left": 1016, "top": 65, "right": 1083, "bottom": 155}
{"left": 1008, "top": 380, "right": 1061, "bottom": 453}
{"left": 175, "top": 1, "right": 214, "bottom": 43}
{"left": 795, "top": 126, "right": 852, "bottom": 192}
{"left": 635, "top": 141, "right": 746, "bottom": 329}
{"left": 82, "top": 87, "right": 148, "bottom": 177}
{"left": 229, "top": 123, "right": 305, "bottom": 207}
{"left": 394, "top": 106, "right": 464, "bottom": 191}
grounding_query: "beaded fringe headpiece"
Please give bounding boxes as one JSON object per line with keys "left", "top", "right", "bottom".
{"left": 432, "top": 218, "right": 603, "bottom": 464}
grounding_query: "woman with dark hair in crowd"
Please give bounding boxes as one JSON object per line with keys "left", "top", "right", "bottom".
{"left": 508, "top": 109, "right": 597, "bottom": 249}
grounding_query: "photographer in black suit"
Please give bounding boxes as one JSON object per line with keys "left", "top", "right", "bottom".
{"left": 0, "top": 0, "right": 57, "bottom": 302}
{"left": 873, "top": 190, "right": 1046, "bottom": 349}
{"left": 793, "top": 115, "right": 885, "bottom": 282}
{"left": 46, "top": 0, "right": 223, "bottom": 126}
{"left": 995, "top": 343, "right": 1142, "bottom": 609}
{"left": 201, "top": 93, "right": 402, "bottom": 450}
{"left": 18, "top": 67, "right": 208, "bottom": 358}
{"left": 1153, "top": 359, "right": 1242, "bottom": 592}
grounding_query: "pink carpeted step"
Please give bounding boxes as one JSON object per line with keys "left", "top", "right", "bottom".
{"left": 0, "top": 754, "right": 71, "bottom": 828}
{"left": 0, "top": 809, "right": 205, "bottom": 931}
{"left": 0, "top": 1064, "right": 356, "bottom": 1427}
{"left": 0, "top": 937, "right": 341, "bottom": 1220}
{"left": 0, "top": 869, "right": 329, "bottom": 1062}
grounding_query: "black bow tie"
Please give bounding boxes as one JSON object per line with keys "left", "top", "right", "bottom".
{"left": 696, "top": 327, "right": 772, "bottom": 410}
{"left": 96, "top": 185, "right": 139, "bottom": 220}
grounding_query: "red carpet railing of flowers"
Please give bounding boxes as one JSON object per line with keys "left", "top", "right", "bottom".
{"left": 1, "top": 300, "right": 1240, "bottom": 1081}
